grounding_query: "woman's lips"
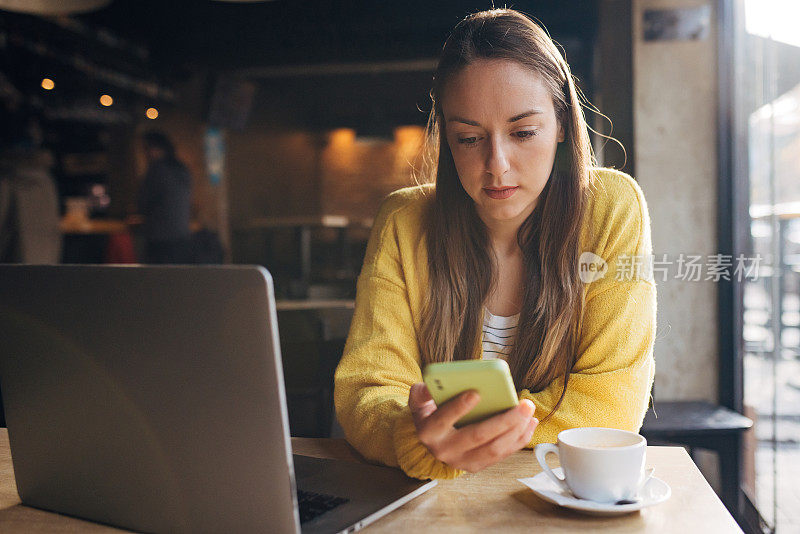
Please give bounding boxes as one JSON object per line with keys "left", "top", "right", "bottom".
{"left": 483, "top": 186, "right": 519, "bottom": 200}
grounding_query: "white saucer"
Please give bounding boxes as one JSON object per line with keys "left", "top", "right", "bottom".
{"left": 518, "top": 468, "right": 671, "bottom": 516}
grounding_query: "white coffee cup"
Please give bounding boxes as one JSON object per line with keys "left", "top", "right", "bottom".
{"left": 534, "top": 427, "right": 650, "bottom": 503}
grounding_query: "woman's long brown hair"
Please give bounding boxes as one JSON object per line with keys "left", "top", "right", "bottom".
{"left": 419, "top": 9, "right": 594, "bottom": 420}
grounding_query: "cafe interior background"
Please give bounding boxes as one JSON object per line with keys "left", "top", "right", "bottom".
{"left": 0, "top": 0, "right": 798, "bottom": 532}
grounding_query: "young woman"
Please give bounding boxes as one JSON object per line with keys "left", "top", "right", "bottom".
{"left": 334, "top": 8, "right": 656, "bottom": 480}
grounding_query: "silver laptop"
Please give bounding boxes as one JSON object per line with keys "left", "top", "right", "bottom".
{"left": 0, "top": 265, "right": 435, "bottom": 533}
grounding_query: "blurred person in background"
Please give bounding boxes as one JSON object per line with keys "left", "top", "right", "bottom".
{"left": 137, "top": 130, "right": 192, "bottom": 264}
{"left": 0, "top": 107, "right": 61, "bottom": 264}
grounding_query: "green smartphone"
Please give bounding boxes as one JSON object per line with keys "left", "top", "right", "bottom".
{"left": 422, "top": 359, "right": 519, "bottom": 428}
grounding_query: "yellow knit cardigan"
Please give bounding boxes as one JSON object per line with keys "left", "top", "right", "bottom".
{"left": 333, "top": 168, "right": 656, "bottom": 480}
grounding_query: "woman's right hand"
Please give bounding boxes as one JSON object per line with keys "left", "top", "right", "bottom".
{"left": 408, "top": 383, "right": 538, "bottom": 473}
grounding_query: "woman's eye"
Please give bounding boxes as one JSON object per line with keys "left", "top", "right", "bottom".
{"left": 457, "top": 136, "right": 479, "bottom": 145}
{"left": 514, "top": 130, "right": 538, "bottom": 140}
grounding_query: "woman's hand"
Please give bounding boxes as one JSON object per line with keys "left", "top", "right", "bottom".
{"left": 408, "top": 382, "right": 538, "bottom": 473}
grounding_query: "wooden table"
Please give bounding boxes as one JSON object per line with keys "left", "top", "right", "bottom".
{"left": 276, "top": 299, "right": 355, "bottom": 311}
{"left": 60, "top": 218, "right": 129, "bottom": 235}
{"left": 0, "top": 430, "right": 742, "bottom": 532}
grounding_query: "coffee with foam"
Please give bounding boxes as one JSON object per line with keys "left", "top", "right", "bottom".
{"left": 534, "top": 427, "right": 648, "bottom": 503}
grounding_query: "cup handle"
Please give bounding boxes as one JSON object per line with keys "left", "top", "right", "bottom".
{"left": 534, "top": 443, "right": 570, "bottom": 493}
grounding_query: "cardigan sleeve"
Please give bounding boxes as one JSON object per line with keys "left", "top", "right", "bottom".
{"left": 333, "top": 194, "right": 463, "bottom": 480}
{"left": 520, "top": 174, "right": 657, "bottom": 445}
{"left": 519, "top": 280, "right": 656, "bottom": 445}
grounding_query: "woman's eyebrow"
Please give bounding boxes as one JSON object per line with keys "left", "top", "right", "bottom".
{"left": 508, "top": 109, "right": 544, "bottom": 122}
{"left": 447, "top": 109, "right": 544, "bottom": 127}
{"left": 448, "top": 116, "right": 481, "bottom": 126}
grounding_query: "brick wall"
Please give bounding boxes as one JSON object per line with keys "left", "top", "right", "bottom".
{"left": 227, "top": 125, "right": 426, "bottom": 225}
{"left": 319, "top": 126, "right": 426, "bottom": 219}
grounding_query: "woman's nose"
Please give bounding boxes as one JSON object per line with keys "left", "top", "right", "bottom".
{"left": 485, "top": 136, "right": 510, "bottom": 178}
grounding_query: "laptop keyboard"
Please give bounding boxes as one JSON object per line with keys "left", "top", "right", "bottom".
{"left": 297, "top": 489, "right": 350, "bottom": 524}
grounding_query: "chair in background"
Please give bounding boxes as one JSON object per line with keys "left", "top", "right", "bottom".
{"left": 641, "top": 400, "right": 753, "bottom": 522}
{"left": 278, "top": 305, "right": 352, "bottom": 438}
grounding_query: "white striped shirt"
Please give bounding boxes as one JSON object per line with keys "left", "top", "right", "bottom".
{"left": 481, "top": 308, "right": 519, "bottom": 360}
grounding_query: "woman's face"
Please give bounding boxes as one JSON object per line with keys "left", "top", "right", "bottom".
{"left": 442, "top": 59, "right": 564, "bottom": 228}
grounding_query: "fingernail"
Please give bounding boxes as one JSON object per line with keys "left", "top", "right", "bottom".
{"left": 466, "top": 391, "right": 480, "bottom": 404}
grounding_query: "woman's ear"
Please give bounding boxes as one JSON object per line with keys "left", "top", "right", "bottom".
{"left": 557, "top": 122, "right": 565, "bottom": 143}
